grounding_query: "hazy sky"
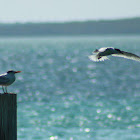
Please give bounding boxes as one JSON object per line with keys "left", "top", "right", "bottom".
{"left": 1, "top": 0, "right": 140, "bottom": 22}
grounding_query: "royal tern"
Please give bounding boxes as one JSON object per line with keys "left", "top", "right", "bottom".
{"left": 89, "top": 47, "right": 140, "bottom": 62}
{"left": 0, "top": 70, "right": 21, "bottom": 94}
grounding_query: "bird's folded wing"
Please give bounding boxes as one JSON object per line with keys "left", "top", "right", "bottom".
{"left": 112, "top": 51, "right": 140, "bottom": 62}
{"left": 0, "top": 76, "right": 10, "bottom": 84}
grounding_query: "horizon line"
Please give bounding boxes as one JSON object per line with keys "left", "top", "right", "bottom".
{"left": 0, "top": 16, "right": 140, "bottom": 24}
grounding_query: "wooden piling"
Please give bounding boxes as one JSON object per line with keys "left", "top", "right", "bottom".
{"left": 0, "top": 94, "right": 17, "bottom": 140}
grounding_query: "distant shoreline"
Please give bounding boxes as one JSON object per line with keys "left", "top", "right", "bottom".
{"left": 0, "top": 17, "right": 140, "bottom": 36}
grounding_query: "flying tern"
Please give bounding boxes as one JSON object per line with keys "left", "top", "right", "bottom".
{"left": 89, "top": 47, "right": 140, "bottom": 62}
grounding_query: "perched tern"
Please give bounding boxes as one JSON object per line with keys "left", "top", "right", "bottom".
{"left": 89, "top": 47, "right": 140, "bottom": 62}
{"left": 0, "top": 70, "right": 21, "bottom": 94}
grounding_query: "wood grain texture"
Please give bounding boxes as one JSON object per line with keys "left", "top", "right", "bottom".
{"left": 0, "top": 94, "right": 17, "bottom": 140}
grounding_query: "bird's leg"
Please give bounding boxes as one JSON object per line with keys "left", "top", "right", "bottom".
{"left": 2, "top": 86, "right": 5, "bottom": 94}
{"left": 4, "top": 87, "right": 6, "bottom": 94}
{"left": 5, "top": 86, "right": 8, "bottom": 94}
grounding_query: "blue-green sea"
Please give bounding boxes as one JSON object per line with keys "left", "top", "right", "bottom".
{"left": 0, "top": 36, "right": 140, "bottom": 140}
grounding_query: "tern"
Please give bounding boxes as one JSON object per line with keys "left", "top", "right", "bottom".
{"left": 0, "top": 70, "right": 21, "bottom": 94}
{"left": 89, "top": 47, "right": 140, "bottom": 62}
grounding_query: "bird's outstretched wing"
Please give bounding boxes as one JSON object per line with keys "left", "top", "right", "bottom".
{"left": 112, "top": 51, "right": 140, "bottom": 62}
{"left": 88, "top": 55, "right": 109, "bottom": 62}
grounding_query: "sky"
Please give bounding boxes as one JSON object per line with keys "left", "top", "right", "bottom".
{"left": 0, "top": 0, "right": 140, "bottom": 23}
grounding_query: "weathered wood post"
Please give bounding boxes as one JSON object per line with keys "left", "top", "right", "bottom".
{"left": 0, "top": 94, "right": 17, "bottom": 140}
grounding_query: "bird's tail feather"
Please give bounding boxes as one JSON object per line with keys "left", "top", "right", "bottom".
{"left": 88, "top": 55, "right": 109, "bottom": 62}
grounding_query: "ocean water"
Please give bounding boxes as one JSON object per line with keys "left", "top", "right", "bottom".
{"left": 0, "top": 36, "right": 140, "bottom": 140}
